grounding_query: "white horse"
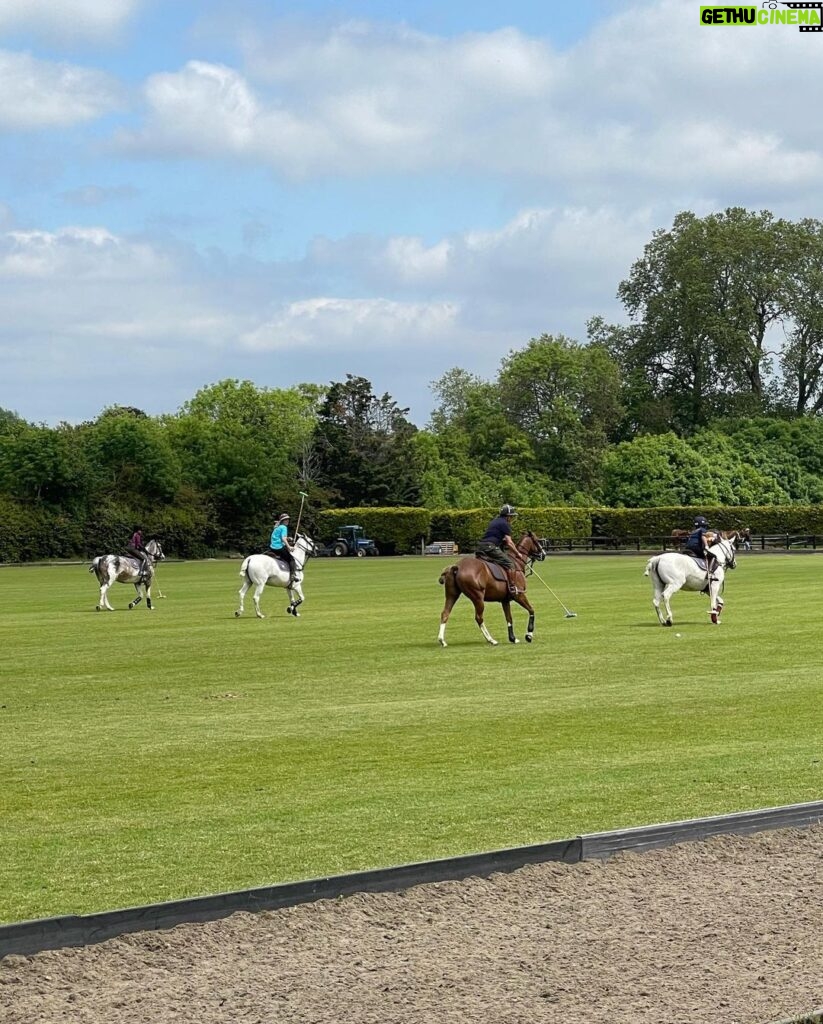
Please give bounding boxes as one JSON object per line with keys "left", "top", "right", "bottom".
{"left": 89, "top": 538, "right": 165, "bottom": 612}
{"left": 644, "top": 536, "right": 738, "bottom": 626}
{"left": 235, "top": 534, "right": 317, "bottom": 619}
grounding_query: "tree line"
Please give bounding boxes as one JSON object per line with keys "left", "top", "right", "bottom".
{"left": 3, "top": 206, "right": 823, "bottom": 556}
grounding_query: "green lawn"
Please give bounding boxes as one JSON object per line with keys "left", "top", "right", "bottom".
{"left": 1, "top": 552, "right": 822, "bottom": 924}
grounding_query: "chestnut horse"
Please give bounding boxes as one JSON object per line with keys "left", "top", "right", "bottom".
{"left": 437, "top": 532, "right": 545, "bottom": 647}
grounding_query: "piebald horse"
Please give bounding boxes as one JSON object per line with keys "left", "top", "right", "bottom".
{"left": 235, "top": 534, "right": 318, "bottom": 619}
{"left": 90, "top": 538, "right": 165, "bottom": 612}
{"left": 645, "top": 535, "right": 739, "bottom": 626}
{"left": 437, "top": 532, "right": 545, "bottom": 647}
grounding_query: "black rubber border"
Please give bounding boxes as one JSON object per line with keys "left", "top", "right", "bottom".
{"left": 2, "top": 800, "right": 823, "bottom": 960}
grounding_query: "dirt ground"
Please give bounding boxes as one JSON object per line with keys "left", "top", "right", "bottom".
{"left": 2, "top": 825, "right": 823, "bottom": 1024}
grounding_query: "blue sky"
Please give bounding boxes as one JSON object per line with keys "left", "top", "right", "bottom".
{"left": 0, "top": 0, "right": 821, "bottom": 424}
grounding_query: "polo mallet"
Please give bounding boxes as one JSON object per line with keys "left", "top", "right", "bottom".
{"left": 530, "top": 566, "right": 578, "bottom": 618}
{"left": 294, "top": 491, "right": 309, "bottom": 536}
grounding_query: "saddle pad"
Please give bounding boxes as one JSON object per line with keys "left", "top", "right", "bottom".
{"left": 688, "top": 556, "right": 709, "bottom": 572}
{"left": 475, "top": 555, "right": 507, "bottom": 582}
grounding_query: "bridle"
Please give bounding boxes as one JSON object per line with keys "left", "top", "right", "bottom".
{"left": 293, "top": 534, "right": 317, "bottom": 568}
{"left": 515, "top": 532, "right": 546, "bottom": 573}
{"left": 714, "top": 537, "right": 736, "bottom": 570}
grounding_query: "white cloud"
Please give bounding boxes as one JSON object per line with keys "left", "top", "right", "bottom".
{"left": 0, "top": 226, "right": 170, "bottom": 279}
{"left": 0, "top": 50, "right": 121, "bottom": 128}
{"left": 240, "top": 297, "right": 458, "bottom": 352}
{"left": 119, "top": 2, "right": 823, "bottom": 197}
{"left": 0, "top": 0, "right": 142, "bottom": 41}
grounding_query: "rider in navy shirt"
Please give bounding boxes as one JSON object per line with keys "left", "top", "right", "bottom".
{"left": 685, "top": 515, "right": 717, "bottom": 575}
{"left": 476, "top": 504, "right": 520, "bottom": 595}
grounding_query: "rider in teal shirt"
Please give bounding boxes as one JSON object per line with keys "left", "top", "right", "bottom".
{"left": 267, "top": 512, "right": 297, "bottom": 584}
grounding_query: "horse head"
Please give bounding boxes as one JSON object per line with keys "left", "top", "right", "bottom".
{"left": 294, "top": 534, "right": 318, "bottom": 561}
{"left": 710, "top": 536, "right": 737, "bottom": 570}
{"left": 145, "top": 539, "right": 165, "bottom": 561}
{"left": 517, "top": 531, "right": 545, "bottom": 564}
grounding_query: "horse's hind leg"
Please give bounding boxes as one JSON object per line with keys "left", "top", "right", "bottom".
{"left": 650, "top": 578, "right": 668, "bottom": 626}
{"left": 252, "top": 581, "right": 266, "bottom": 619}
{"left": 659, "top": 583, "right": 678, "bottom": 626}
{"left": 438, "top": 589, "right": 460, "bottom": 647}
{"left": 236, "top": 579, "right": 250, "bottom": 617}
{"left": 469, "top": 593, "right": 497, "bottom": 646}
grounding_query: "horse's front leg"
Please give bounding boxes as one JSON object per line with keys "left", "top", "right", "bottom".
{"left": 709, "top": 580, "right": 722, "bottom": 624}
{"left": 286, "top": 582, "right": 305, "bottom": 616}
{"left": 128, "top": 584, "right": 142, "bottom": 610}
{"left": 502, "top": 600, "right": 518, "bottom": 644}
{"left": 514, "top": 594, "right": 536, "bottom": 642}
{"left": 145, "top": 582, "right": 153, "bottom": 611}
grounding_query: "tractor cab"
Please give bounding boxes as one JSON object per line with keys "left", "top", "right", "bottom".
{"left": 330, "top": 525, "right": 379, "bottom": 557}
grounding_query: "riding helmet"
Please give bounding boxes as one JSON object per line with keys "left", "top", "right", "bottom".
{"left": 693, "top": 515, "right": 708, "bottom": 528}
{"left": 499, "top": 504, "right": 518, "bottom": 518}
{"left": 278, "top": 513, "right": 290, "bottom": 522}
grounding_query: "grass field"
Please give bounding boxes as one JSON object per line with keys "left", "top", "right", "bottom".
{"left": 1, "top": 552, "right": 822, "bottom": 924}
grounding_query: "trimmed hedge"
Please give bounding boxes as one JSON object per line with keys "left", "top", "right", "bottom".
{"left": 5, "top": 500, "right": 823, "bottom": 563}
{"left": 429, "top": 507, "right": 593, "bottom": 551}
{"left": 593, "top": 505, "right": 823, "bottom": 538}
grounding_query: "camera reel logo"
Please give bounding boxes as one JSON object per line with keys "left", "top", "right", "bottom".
{"left": 779, "top": 2, "right": 823, "bottom": 32}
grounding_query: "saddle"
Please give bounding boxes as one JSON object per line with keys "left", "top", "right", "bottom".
{"left": 118, "top": 555, "right": 150, "bottom": 579}
{"left": 475, "top": 555, "right": 523, "bottom": 591}
{"left": 265, "top": 550, "right": 299, "bottom": 580}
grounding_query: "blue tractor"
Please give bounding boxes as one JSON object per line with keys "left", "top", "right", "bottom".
{"left": 327, "top": 524, "right": 379, "bottom": 557}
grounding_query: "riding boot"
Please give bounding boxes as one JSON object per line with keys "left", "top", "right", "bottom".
{"left": 505, "top": 568, "right": 518, "bottom": 596}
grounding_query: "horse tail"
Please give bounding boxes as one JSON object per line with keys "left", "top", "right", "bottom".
{"left": 240, "top": 556, "right": 251, "bottom": 578}
{"left": 644, "top": 556, "right": 657, "bottom": 578}
{"left": 438, "top": 565, "right": 458, "bottom": 586}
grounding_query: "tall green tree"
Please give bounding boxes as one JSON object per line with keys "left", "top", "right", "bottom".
{"left": 168, "top": 379, "right": 318, "bottom": 544}
{"left": 611, "top": 208, "right": 790, "bottom": 433}
{"left": 497, "top": 334, "right": 623, "bottom": 494}
{"left": 314, "top": 375, "right": 420, "bottom": 506}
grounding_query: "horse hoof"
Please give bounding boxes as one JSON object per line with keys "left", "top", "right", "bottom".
{"left": 235, "top": 610, "right": 241, "bottom": 618}
{"left": 664, "top": 620, "right": 672, "bottom": 627}
{"left": 95, "top": 606, "right": 101, "bottom": 612}
{"left": 489, "top": 640, "right": 498, "bottom": 647}
{"left": 439, "top": 639, "right": 447, "bottom": 648}
{"left": 525, "top": 634, "right": 533, "bottom": 643}
{"left": 710, "top": 612, "right": 719, "bottom": 624}
{"left": 128, "top": 603, "right": 134, "bottom": 610}
{"left": 509, "top": 637, "right": 519, "bottom": 644}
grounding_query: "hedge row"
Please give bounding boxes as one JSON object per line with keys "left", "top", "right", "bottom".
{"left": 593, "top": 505, "right": 823, "bottom": 538}
{"left": 0, "top": 497, "right": 218, "bottom": 563}
{"left": 5, "top": 500, "right": 823, "bottom": 562}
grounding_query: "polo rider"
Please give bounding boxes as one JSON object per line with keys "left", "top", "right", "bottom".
{"left": 267, "top": 512, "right": 297, "bottom": 586}
{"left": 476, "top": 504, "right": 520, "bottom": 596}
{"left": 126, "top": 525, "right": 151, "bottom": 581}
{"left": 684, "top": 515, "right": 718, "bottom": 577}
